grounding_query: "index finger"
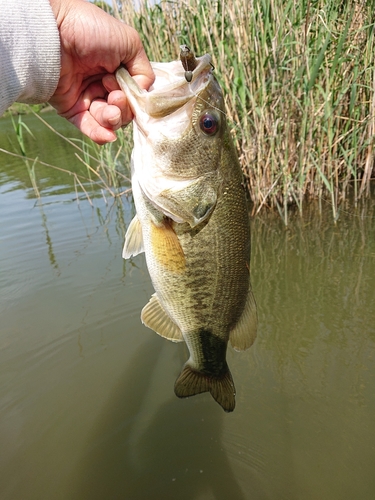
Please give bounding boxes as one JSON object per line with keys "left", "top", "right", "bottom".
{"left": 119, "top": 26, "right": 155, "bottom": 90}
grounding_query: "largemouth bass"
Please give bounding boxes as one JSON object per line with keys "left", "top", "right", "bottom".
{"left": 116, "top": 47, "right": 257, "bottom": 412}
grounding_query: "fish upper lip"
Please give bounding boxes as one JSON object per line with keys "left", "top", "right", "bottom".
{"left": 116, "top": 54, "right": 213, "bottom": 123}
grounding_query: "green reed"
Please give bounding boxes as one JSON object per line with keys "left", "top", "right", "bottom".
{"left": 2, "top": 0, "right": 373, "bottom": 218}
{"left": 5, "top": 109, "right": 134, "bottom": 202}
{"left": 11, "top": 114, "right": 40, "bottom": 198}
{"left": 114, "top": 0, "right": 374, "bottom": 219}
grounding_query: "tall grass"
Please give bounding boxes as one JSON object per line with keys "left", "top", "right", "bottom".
{"left": 2, "top": 0, "right": 373, "bottom": 218}
{"left": 10, "top": 114, "right": 41, "bottom": 198}
{"left": 1, "top": 109, "right": 134, "bottom": 202}
{"left": 114, "top": 0, "right": 375, "bottom": 219}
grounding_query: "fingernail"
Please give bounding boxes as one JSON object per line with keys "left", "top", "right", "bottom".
{"left": 108, "top": 116, "right": 121, "bottom": 126}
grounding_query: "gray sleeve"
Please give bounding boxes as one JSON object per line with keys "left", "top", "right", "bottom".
{"left": 0, "top": 0, "right": 61, "bottom": 115}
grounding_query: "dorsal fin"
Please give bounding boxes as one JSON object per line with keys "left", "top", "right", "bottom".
{"left": 229, "top": 287, "right": 257, "bottom": 351}
{"left": 122, "top": 214, "right": 144, "bottom": 259}
{"left": 141, "top": 294, "right": 184, "bottom": 342}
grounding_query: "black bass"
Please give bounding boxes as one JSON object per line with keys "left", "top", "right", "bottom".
{"left": 116, "top": 47, "right": 257, "bottom": 412}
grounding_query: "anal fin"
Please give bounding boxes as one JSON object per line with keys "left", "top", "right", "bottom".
{"left": 230, "top": 287, "right": 257, "bottom": 351}
{"left": 141, "top": 293, "right": 184, "bottom": 343}
{"left": 174, "top": 363, "right": 236, "bottom": 412}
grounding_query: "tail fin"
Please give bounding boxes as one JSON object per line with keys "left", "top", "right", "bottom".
{"left": 174, "top": 364, "right": 236, "bottom": 412}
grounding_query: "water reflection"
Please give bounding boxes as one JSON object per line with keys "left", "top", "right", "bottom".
{"left": 72, "top": 339, "right": 248, "bottom": 500}
{"left": 243, "top": 199, "right": 375, "bottom": 499}
{"left": 35, "top": 201, "right": 60, "bottom": 273}
{"left": 0, "top": 111, "right": 131, "bottom": 200}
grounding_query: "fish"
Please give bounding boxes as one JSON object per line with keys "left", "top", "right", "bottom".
{"left": 116, "top": 46, "right": 257, "bottom": 412}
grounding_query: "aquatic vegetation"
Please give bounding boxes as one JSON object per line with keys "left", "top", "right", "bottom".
{"left": 1, "top": 0, "right": 374, "bottom": 219}
{"left": 114, "top": 0, "right": 375, "bottom": 219}
{"left": 9, "top": 114, "right": 41, "bottom": 198}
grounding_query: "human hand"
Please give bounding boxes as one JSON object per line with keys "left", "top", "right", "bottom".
{"left": 49, "top": 0, "right": 154, "bottom": 144}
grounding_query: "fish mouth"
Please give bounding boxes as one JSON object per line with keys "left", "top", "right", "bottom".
{"left": 116, "top": 51, "right": 213, "bottom": 129}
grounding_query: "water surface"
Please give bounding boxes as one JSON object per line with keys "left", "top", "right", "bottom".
{"left": 1, "top": 114, "right": 375, "bottom": 499}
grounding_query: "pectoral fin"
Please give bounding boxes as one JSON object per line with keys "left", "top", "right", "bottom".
{"left": 151, "top": 219, "right": 185, "bottom": 272}
{"left": 229, "top": 288, "right": 257, "bottom": 351}
{"left": 141, "top": 293, "right": 184, "bottom": 342}
{"left": 122, "top": 214, "right": 144, "bottom": 259}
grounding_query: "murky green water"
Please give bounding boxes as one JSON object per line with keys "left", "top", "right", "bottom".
{"left": 1, "top": 114, "right": 375, "bottom": 500}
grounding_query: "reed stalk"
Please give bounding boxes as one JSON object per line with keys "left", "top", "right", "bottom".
{"left": 3, "top": 0, "right": 373, "bottom": 218}
{"left": 11, "top": 114, "right": 41, "bottom": 198}
{"left": 114, "top": 0, "right": 374, "bottom": 219}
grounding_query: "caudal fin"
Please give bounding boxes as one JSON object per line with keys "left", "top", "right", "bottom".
{"left": 174, "top": 364, "right": 236, "bottom": 412}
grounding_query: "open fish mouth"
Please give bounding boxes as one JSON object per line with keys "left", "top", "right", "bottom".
{"left": 116, "top": 47, "right": 213, "bottom": 130}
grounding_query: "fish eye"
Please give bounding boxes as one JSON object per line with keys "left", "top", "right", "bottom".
{"left": 199, "top": 112, "right": 219, "bottom": 136}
